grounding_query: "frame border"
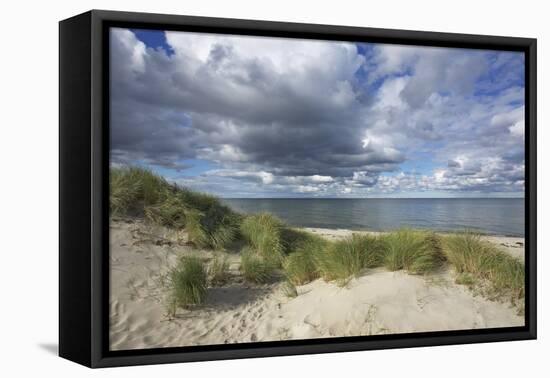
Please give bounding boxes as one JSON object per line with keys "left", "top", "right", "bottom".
{"left": 60, "top": 9, "right": 536, "bottom": 368}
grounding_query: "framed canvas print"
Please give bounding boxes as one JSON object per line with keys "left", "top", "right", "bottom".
{"left": 59, "top": 10, "right": 537, "bottom": 368}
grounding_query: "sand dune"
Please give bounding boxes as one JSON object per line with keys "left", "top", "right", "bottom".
{"left": 109, "top": 220, "right": 524, "bottom": 351}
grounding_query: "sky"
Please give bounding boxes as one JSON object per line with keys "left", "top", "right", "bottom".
{"left": 109, "top": 27, "right": 525, "bottom": 198}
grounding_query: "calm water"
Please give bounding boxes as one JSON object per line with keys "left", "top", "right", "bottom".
{"left": 222, "top": 198, "right": 525, "bottom": 237}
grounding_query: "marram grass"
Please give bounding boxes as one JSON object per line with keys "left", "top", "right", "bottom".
{"left": 381, "top": 229, "right": 444, "bottom": 274}
{"left": 318, "top": 234, "right": 383, "bottom": 286}
{"left": 167, "top": 256, "right": 208, "bottom": 315}
{"left": 282, "top": 281, "right": 298, "bottom": 298}
{"left": 208, "top": 253, "right": 230, "bottom": 286}
{"left": 280, "top": 227, "right": 319, "bottom": 254}
{"left": 144, "top": 195, "right": 188, "bottom": 229}
{"left": 110, "top": 166, "right": 170, "bottom": 216}
{"left": 110, "top": 166, "right": 240, "bottom": 249}
{"left": 240, "top": 213, "right": 284, "bottom": 266}
{"left": 284, "top": 235, "right": 327, "bottom": 285}
{"left": 184, "top": 209, "right": 239, "bottom": 249}
{"left": 443, "top": 232, "right": 524, "bottom": 302}
{"left": 240, "top": 247, "right": 275, "bottom": 284}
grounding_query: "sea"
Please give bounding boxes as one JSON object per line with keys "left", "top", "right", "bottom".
{"left": 222, "top": 198, "right": 525, "bottom": 237}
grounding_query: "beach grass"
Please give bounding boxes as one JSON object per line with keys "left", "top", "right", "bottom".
{"left": 280, "top": 228, "right": 319, "bottom": 254}
{"left": 167, "top": 256, "right": 208, "bottom": 314}
{"left": 381, "top": 229, "right": 444, "bottom": 274}
{"left": 110, "top": 166, "right": 240, "bottom": 249}
{"left": 144, "top": 194, "right": 188, "bottom": 229}
{"left": 282, "top": 281, "right": 298, "bottom": 298}
{"left": 208, "top": 253, "right": 230, "bottom": 286}
{"left": 284, "top": 235, "right": 327, "bottom": 285}
{"left": 110, "top": 166, "right": 170, "bottom": 216}
{"left": 240, "top": 248, "right": 276, "bottom": 284}
{"left": 455, "top": 272, "right": 476, "bottom": 286}
{"left": 240, "top": 213, "right": 284, "bottom": 266}
{"left": 443, "top": 232, "right": 524, "bottom": 301}
{"left": 184, "top": 208, "right": 240, "bottom": 249}
{"left": 318, "top": 234, "right": 383, "bottom": 285}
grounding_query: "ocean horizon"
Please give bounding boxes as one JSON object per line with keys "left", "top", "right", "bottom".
{"left": 222, "top": 198, "right": 525, "bottom": 237}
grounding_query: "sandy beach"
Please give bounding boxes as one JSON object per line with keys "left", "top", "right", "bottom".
{"left": 109, "top": 219, "right": 524, "bottom": 351}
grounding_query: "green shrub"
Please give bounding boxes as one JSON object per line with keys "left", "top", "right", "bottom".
{"left": 382, "top": 229, "right": 442, "bottom": 274}
{"left": 167, "top": 256, "right": 208, "bottom": 314}
{"left": 240, "top": 213, "right": 284, "bottom": 265}
{"left": 240, "top": 248, "right": 275, "bottom": 284}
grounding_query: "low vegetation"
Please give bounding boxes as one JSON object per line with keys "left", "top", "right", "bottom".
{"left": 443, "top": 232, "right": 524, "bottom": 303}
{"left": 184, "top": 208, "right": 240, "bottom": 249}
{"left": 318, "top": 234, "right": 383, "bottom": 285}
{"left": 111, "top": 166, "right": 525, "bottom": 309}
{"left": 284, "top": 235, "right": 326, "bottom": 285}
{"left": 381, "top": 229, "right": 445, "bottom": 274}
{"left": 240, "top": 213, "right": 285, "bottom": 266}
{"left": 167, "top": 256, "right": 208, "bottom": 315}
{"left": 110, "top": 166, "right": 170, "bottom": 216}
{"left": 282, "top": 281, "right": 298, "bottom": 298}
{"left": 110, "top": 166, "right": 240, "bottom": 249}
{"left": 208, "top": 253, "right": 230, "bottom": 286}
{"left": 240, "top": 248, "right": 275, "bottom": 284}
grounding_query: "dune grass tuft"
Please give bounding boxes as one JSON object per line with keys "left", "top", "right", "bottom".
{"left": 318, "top": 234, "right": 383, "bottom": 285}
{"left": 282, "top": 281, "right": 298, "bottom": 298}
{"left": 455, "top": 272, "right": 476, "bottom": 286}
{"left": 144, "top": 194, "right": 188, "bottom": 229}
{"left": 167, "top": 256, "right": 208, "bottom": 315}
{"left": 208, "top": 253, "right": 230, "bottom": 286}
{"left": 381, "top": 229, "right": 443, "bottom": 274}
{"left": 443, "top": 232, "right": 524, "bottom": 302}
{"left": 284, "top": 235, "right": 327, "bottom": 285}
{"left": 240, "top": 248, "right": 275, "bottom": 284}
{"left": 280, "top": 228, "right": 318, "bottom": 254}
{"left": 184, "top": 208, "right": 240, "bottom": 249}
{"left": 240, "top": 213, "right": 284, "bottom": 265}
{"left": 110, "top": 166, "right": 170, "bottom": 216}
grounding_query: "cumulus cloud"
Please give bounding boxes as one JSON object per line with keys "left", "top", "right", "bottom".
{"left": 110, "top": 28, "right": 525, "bottom": 198}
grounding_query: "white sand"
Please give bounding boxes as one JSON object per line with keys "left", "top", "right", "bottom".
{"left": 110, "top": 220, "right": 524, "bottom": 351}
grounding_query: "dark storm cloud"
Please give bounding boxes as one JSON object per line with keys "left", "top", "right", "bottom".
{"left": 110, "top": 29, "right": 393, "bottom": 179}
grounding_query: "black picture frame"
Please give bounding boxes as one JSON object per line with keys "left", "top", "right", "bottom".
{"left": 59, "top": 9, "right": 537, "bottom": 368}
